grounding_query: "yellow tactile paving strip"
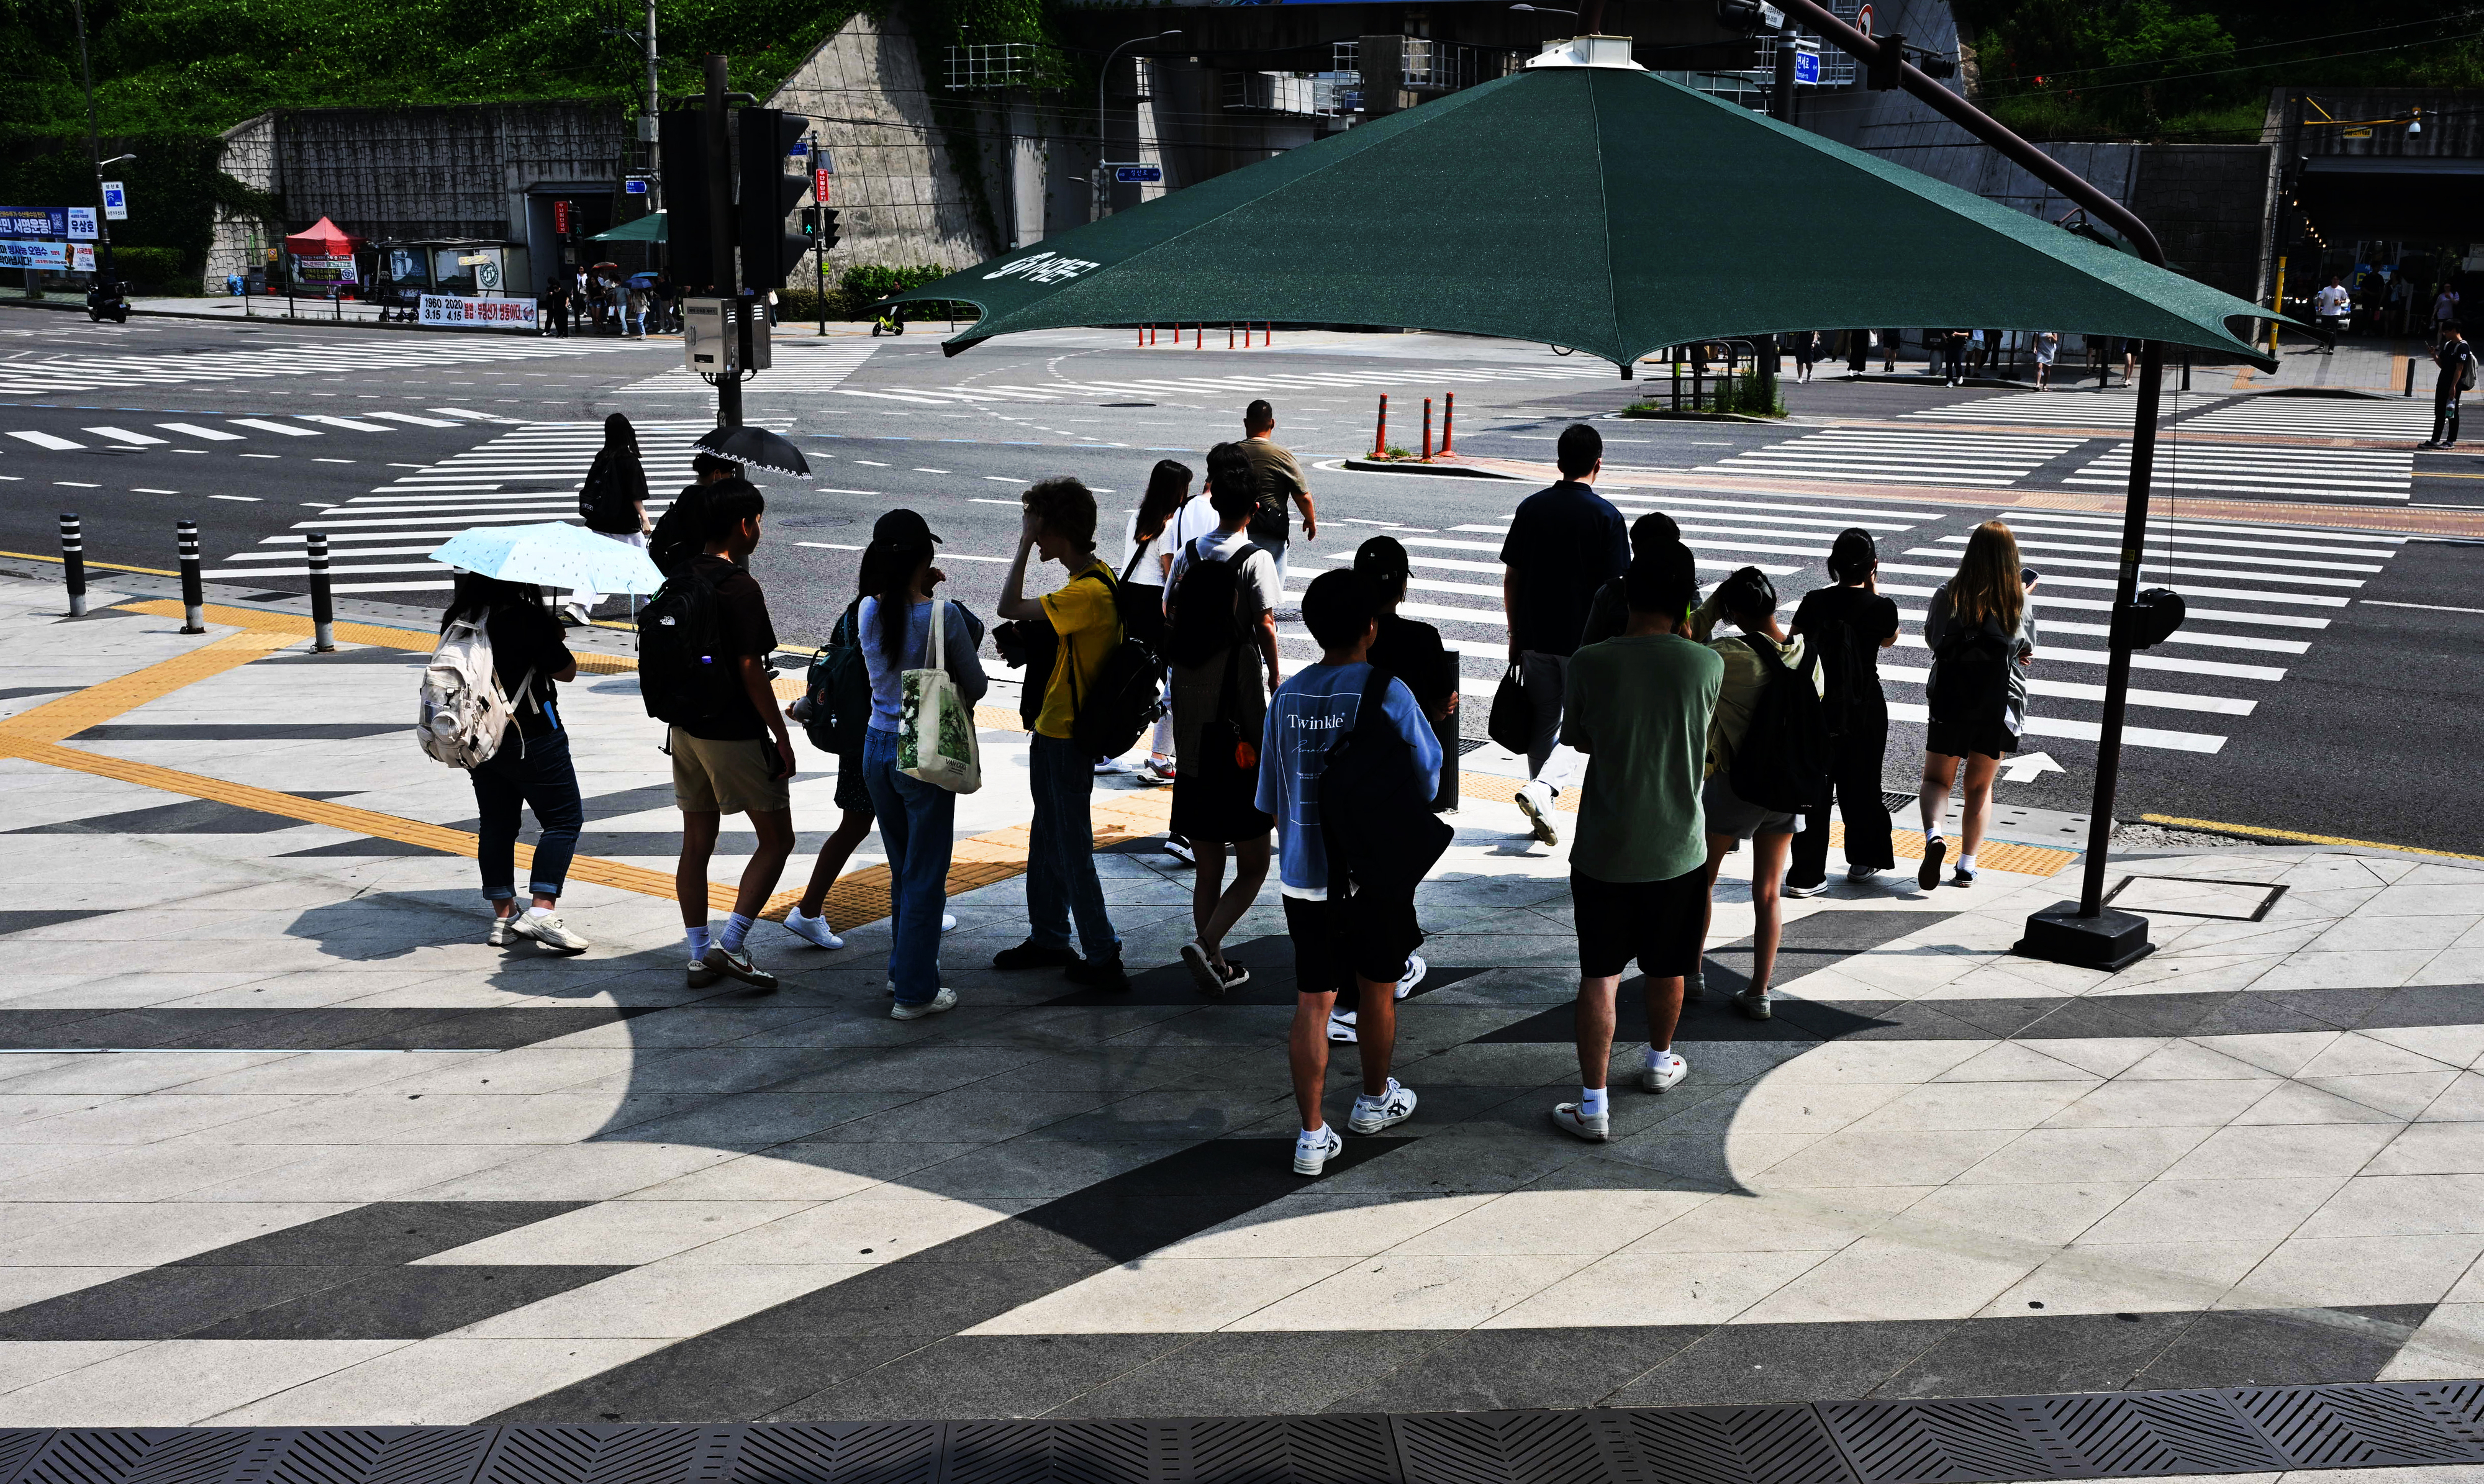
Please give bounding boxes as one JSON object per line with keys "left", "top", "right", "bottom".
{"left": 0, "top": 629, "right": 300, "bottom": 743}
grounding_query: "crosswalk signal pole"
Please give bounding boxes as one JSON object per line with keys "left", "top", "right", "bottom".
{"left": 704, "top": 53, "right": 742, "bottom": 431}
{"left": 58, "top": 514, "right": 86, "bottom": 618}
{"left": 176, "top": 520, "right": 205, "bottom": 633}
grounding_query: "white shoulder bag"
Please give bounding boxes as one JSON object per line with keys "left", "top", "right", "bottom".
{"left": 899, "top": 599, "right": 982, "bottom": 793}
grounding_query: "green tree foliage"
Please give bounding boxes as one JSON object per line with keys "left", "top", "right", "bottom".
{"left": 1959, "top": 0, "right": 2484, "bottom": 142}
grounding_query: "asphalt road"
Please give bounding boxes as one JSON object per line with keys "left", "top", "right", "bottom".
{"left": 2, "top": 304, "right": 2479, "bottom": 857}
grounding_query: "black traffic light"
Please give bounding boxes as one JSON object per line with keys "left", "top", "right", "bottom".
{"left": 658, "top": 109, "right": 714, "bottom": 286}
{"left": 818, "top": 207, "right": 842, "bottom": 251}
{"left": 737, "top": 107, "right": 814, "bottom": 291}
{"left": 1916, "top": 51, "right": 1957, "bottom": 78}
{"left": 1867, "top": 30, "right": 1906, "bottom": 89}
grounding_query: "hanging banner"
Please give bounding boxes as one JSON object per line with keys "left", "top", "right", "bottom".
{"left": 0, "top": 207, "right": 69, "bottom": 239}
{"left": 65, "top": 207, "right": 97, "bottom": 240}
{"left": 296, "top": 255, "right": 360, "bottom": 286}
{"left": 420, "top": 294, "right": 538, "bottom": 330}
{"left": 0, "top": 239, "right": 68, "bottom": 269}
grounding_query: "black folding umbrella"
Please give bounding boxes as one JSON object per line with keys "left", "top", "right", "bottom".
{"left": 694, "top": 424, "right": 810, "bottom": 476}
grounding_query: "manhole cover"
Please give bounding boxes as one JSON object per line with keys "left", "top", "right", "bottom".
{"left": 2104, "top": 874, "right": 2286, "bottom": 921}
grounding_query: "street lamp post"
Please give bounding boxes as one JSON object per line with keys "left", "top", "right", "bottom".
{"left": 1095, "top": 30, "right": 1181, "bottom": 223}
{"left": 69, "top": 0, "right": 129, "bottom": 315}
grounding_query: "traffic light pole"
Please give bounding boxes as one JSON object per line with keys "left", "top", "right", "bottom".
{"left": 704, "top": 53, "right": 742, "bottom": 431}
{"left": 1778, "top": 0, "right": 2187, "bottom": 969}
{"left": 814, "top": 131, "right": 827, "bottom": 337}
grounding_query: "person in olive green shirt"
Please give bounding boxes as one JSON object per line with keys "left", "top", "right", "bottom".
{"left": 1548, "top": 542, "right": 1722, "bottom": 1143}
{"left": 1237, "top": 398, "right": 1317, "bottom": 585}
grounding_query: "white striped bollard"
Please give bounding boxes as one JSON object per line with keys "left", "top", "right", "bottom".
{"left": 307, "top": 532, "right": 335, "bottom": 652}
{"left": 176, "top": 520, "right": 206, "bottom": 634}
{"left": 58, "top": 514, "right": 86, "bottom": 618}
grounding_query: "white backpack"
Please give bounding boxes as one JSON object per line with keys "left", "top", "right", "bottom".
{"left": 417, "top": 616, "right": 531, "bottom": 769}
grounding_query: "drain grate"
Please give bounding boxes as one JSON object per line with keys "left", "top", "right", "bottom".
{"left": 4, "top": 1382, "right": 2483, "bottom": 1484}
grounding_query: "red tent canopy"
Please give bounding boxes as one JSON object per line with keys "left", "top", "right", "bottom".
{"left": 283, "top": 217, "right": 358, "bottom": 258}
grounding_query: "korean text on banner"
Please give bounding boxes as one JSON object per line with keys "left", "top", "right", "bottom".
{"left": 0, "top": 208, "right": 68, "bottom": 239}
{"left": 419, "top": 294, "right": 539, "bottom": 330}
{"left": 65, "top": 208, "right": 96, "bottom": 241}
{"left": 0, "top": 240, "right": 69, "bottom": 270}
{"left": 298, "top": 256, "right": 361, "bottom": 286}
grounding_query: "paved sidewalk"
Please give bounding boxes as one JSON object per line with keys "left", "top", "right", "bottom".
{"left": 0, "top": 576, "right": 2478, "bottom": 1429}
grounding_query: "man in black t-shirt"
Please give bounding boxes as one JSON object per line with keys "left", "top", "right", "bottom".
{"left": 670, "top": 481, "right": 797, "bottom": 991}
{"left": 1498, "top": 422, "right": 1628, "bottom": 848}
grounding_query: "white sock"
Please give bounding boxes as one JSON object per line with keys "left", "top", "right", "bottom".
{"left": 1958, "top": 853, "right": 1977, "bottom": 871}
{"left": 1646, "top": 1047, "right": 1674, "bottom": 1070}
{"left": 1299, "top": 1124, "right": 1327, "bottom": 1143}
{"left": 1580, "top": 1086, "right": 1608, "bottom": 1118}
{"left": 686, "top": 925, "right": 712, "bottom": 961}
{"left": 525, "top": 905, "right": 553, "bottom": 919}
{"left": 720, "top": 912, "right": 755, "bottom": 953}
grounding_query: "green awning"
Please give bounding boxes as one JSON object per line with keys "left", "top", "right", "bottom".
{"left": 590, "top": 211, "right": 665, "bottom": 243}
{"left": 886, "top": 58, "right": 2281, "bottom": 369}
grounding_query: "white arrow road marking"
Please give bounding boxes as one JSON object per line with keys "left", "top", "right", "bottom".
{"left": 2000, "top": 752, "right": 2067, "bottom": 782}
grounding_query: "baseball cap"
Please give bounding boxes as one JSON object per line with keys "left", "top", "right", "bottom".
{"left": 873, "top": 509, "right": 943, "bottom": 546}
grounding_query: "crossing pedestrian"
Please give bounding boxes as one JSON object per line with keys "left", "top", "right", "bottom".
{"left": 1694, "top": 567, "right": 1821, "bottom": 1021}
{"left": 857, "top": 510, "right": 987, "bottom": 1020}
{"left": 1166, "top": 446, "right": 1282, "bottom": 995}
{"left": 2426, "top": 323, "right": 2475, "bottom": 448}
{"left": 571, "top": 413, "right": 651, "bottom": 624}
{"left": 544, "top": 279, "right": 570, "bottom": 338}
{"left": 992, "top": 477, "right": 1128, "bottom": 991}
{"left": 1500, "top": 422, "right": 1628, "bottom": 848}
{"left": 1358, "top": 535, "right": 1459, "bottom": 813}
{"left": 1944, "top": 328, "right": 1970, "bottom": 386}
{"left": 1917, "top": 521, "right": 2039, "bottom": 890}
{"left": 1790, "top": 330, "right": 1819, "bottom": 384}
{"left": 1846, "top": 328, "right": 1869, "bottom": 377}
{"left": 1926, "top": 328, "right": 1947, "bottom": 382}
{"left": 1548, "top": 542, "right": 1718, "bottom": 1142}
{"left": 1783, "top": 529, "right": 1900, "bottom": 897}
{"left": 2033, "top": 330, "right": 2059, "bottom": 391}
{"left": 441, "top": 573, "right": 590, "bottom": 954}
{"left": 1260, "top": 569, "right": 1437, "bottom": 1176}
{"left": 1881, "top": 327, "right": 1899, "bottom": 373}
{"left": 1123, "top": 459, "right": 1204, "bottom": 787}
{"left": 1237, "top": 399, "right": 1317, "bottom": 587}
{"left": 662, "top": 480, "right": 798, "bottom": 990}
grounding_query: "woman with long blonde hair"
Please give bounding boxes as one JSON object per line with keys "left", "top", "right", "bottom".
{"left": 1918, "top": 520, "right": 2039, "bottom": 889}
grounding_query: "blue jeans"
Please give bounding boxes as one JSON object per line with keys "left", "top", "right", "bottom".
{"left": 1027, "top": 732, "right": 1118, "bottom": 957}
{"left": 471, "top": 728, "right": 582, "bottom": 901}
{"left": 863, "top": 725, "right": 956, "bottom": 1004}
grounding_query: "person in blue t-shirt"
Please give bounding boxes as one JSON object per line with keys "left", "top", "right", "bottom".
{"left": 1256, "top": 570, "right": 1443, "bottom": 1177}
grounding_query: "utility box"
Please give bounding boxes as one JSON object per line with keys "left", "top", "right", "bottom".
{"left": 745, "top": 302, "right": 773, "bottom": 371}
{"left": 684, "top": 297, "right": 733, "bottom": 375}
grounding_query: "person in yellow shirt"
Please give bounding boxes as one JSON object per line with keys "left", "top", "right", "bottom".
{"left": 994, "top": 476, "right": 1128, "bottom": 990}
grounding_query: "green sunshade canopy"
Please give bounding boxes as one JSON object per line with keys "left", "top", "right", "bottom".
{"left": 887, "top": 52, "right": 2279, "bottom": 369}
{"left": 590, "top": 211, "right": 666, "bottom": 243}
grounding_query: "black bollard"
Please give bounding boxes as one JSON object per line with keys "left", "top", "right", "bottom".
{"left": 177, "top": 520, "right": 205, "bottom": 634}
{"left": 307, "top": 532, "right": 335, "bottom": 652}
{"left": 58, "top": 514, "right": 86, "bottom": 618}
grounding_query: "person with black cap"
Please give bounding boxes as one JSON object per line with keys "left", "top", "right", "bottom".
{"left": 836, "top": 509, "right": 987, "bottom": 1019}
{"left": 1783, "top": 528, "right": 1901, "bottom": 897}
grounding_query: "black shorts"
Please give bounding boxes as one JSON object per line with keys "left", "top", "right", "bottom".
{"left": 1283, "top": 892, "right": 1422, "bottom": 1008}
{"left": 1924, "top": 717, "right": 2016, "bottom": 762}
{"left": 835, "top": 749, "right": 873, "bottom": 814}
{"left": 1572, "top": 866, "right": 1708, "bottom": 980}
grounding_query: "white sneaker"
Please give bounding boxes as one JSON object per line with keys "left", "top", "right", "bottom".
{"left": 487, "top": 915, "right": 513, "bottom": 948}
{"left": 1782, "top": 880, "right": 1828, "bottom": 898}
{"left": 941, "top": 913, "right": 958, "bottom": 933}
{"left": 1163, "top": 836, "right": 1197, "bottom": 868}
{"left": 1641, "top": 1050, "right": 1688, "bottom": 1093}
{"left": 1093, "top": 756, "right": 1137, "bottom": 776}
{"left": 1515, "top": 780, "right": 1560, "bottom": 846}
{"left": 1348, "top": 1079, "right": 1418, "bottom": 1134}
{"left": 1136, "top": 758, "right": 1176, "bottom": 786}
{"left": 1551, "top": 1102, "right": 1610, "bottom": 1141}
{"left": 1395, "top": 954, "right": 1426, "bottom": 998}
{"left": 1736, "top": 989, "right": 1772, "bottom": 1021}
{"left": 889, "top": 988, "right": 957, "bottom": 1020}
{"left": 512, "top": 911, "right": 590, "bottom": 952}
{"left": 782, "top": 908, "right": 845, "bottom": 951}
{"left": 1327, "top": 1009, "right": 1358, "bottom": 1043}
{"left": 1293, "top": 1124, "right": 1345, "bottom": 1176}
{"left": 1848, "top": 865, "right": 1886, "bottom": 882}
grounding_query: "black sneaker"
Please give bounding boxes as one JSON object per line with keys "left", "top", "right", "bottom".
{"left": 1064, "top": 951, "right": 1130, "bottom": 992}
{"left": 1918, "top": 835, "right": 1947, "bottom": 892}
{"left": 993, "top": 940, "right": 1081, "bottom": 970}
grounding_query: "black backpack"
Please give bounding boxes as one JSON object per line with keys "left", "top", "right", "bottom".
{"left": 1166, "top": 536, "right": 1266, "bottom": 669}
{"left": 1319, "top": 667, "right": 1453, "bottom": 894}
{"left": 579, "top": 450, "right": 643, "bottom": 535}
{"left": 1925, "top": 601, "right": 2014, "bottom": 738}
{"left": 1115, "top": 540, "right": 1166, "bottom": 654}
{"left": 1066, "top": 566, "right": 1164, "bottom": 761}
{"left": 1728, "top": 636, "right": 1831, "bottom": 815}
{"left": 798, "top": 600, "right": 871, "bottom": 756}
{"left": 648, "top": 484, "right": 708, "bottom": 574}
{"left": 636, "top": 564, "right": 739, "bottom": 727}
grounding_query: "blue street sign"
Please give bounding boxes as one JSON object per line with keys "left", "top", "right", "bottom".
{"left": 624, "top": 178, "right": 650, "bottom": 195}
{"left": 1793, "top": 50, "right": 1821, "bottom": 85}
{"left": 1114, "top": 165, "right": 1163, "bottom": 185}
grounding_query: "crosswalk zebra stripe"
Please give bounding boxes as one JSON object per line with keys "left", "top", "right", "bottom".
{"left": 2182, "top": 398, "right": 2438, "bottom": 440}
{"left": 614, "top": 342, "right": 883, "bottom": 398}
{"left": 1693, "top": 428, "right": 2085, "bottom": 486}
{"left": 2064, "top": 440, "right": 2414, "bottom": 500}
{"left": 85, "top": 427, "right": 165, "bottom": 445}
{"left": 292, "top": 415, "right": 397, "bottom": 433}
{"left": 0, "top": 338, "right": 633, "bottom": 396}
{"left": 156, "top": 422, "right": 242, "bottom": 441}
{"left": 229, "top": 419, "right": 322, "bottom": 438}
{"left": 4, "top": 432, "right": 81, "bottom": 450}
{"left": 1904, "top": 390, "right": 2223, "bottom": 426}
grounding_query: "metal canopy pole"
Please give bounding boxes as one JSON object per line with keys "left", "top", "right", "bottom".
{"left": 1777, "top": 0, "right": 2185, "bottom": 970}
